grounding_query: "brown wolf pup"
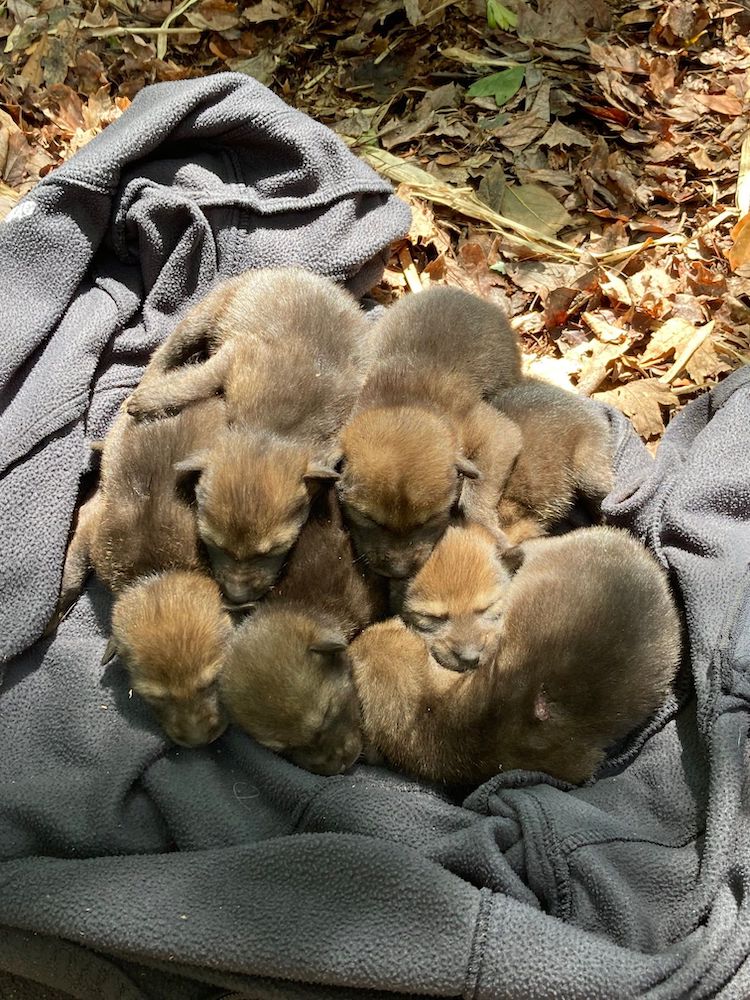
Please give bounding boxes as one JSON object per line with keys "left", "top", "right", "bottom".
{"left": 128, "top": 268, "right": 371, "bottom": 603}
{"left": 48, "top": 397, "right": 226, "bottom": 631}
{"left": 490, "top": 379, "right": 614, "bottom": 543}
{"left": 352, "top": 526, "right": 682, "bottom": 785}
{"left": 339, "top": 287, "right": 522, "bottom": 579}
{"left": 399, "top": 523, "right": 512, "bottom": 672}
{"left": 220, "top": 493, "right": 385, "bottom": 775}
{"left": 106, "top": 570, "right": 233, "bottom": 747}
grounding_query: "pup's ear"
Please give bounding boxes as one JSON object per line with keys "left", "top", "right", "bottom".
{"left": 174, "top": 452, "right": 208, "bottom": 503}
{"left": 174, "top": 452, "right": 207, "bottom": 478}
{"left": 500, "top": 544, "right": 525, "bottom": 574}
{"left": 304, "top": 463, "right": 340, "bottom": 484}
{"left": 100, "top": 636, "right": 120, "bottom": 665}
{"left": 309, "top": 634, "right": 348, "bottom": 655}
{"left": 455, "top": 456, "right": 481, "bottom": 480}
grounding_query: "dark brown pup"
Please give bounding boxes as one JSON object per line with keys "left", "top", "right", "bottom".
{"left": 50, "top": 397, "right": 226, "bottom": 628}
{"left": 352, "top": 526, "right": 682, "bottom": 785}
{"left": 490, "top": 378, "right": 614, "bottom": 543}
{"left": 129, "top": 268, "right": 371, "bottom": 603}
{"left": 339, "top": 287, "right": 522, "bottom": 579}
{"left": 107, "top": 570, "right": 233, "bottom": 747}
{"left": 220, "top": 493, "right": 386, "bottom": 776}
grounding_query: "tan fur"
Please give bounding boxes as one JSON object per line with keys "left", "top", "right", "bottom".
{"left": 49, "top": 398, "right": 226, "bottom": 630}
{"left": 491, "top": 378, "right": 614, "bottom": 543}
{"left": 220, "top": 495, "right": 385, "bottom": 775}
{"left": 352, "top": 527, "right": 682, "bottom": 785}
{"left": 127, "top": 268, "right": 371, "bottom": 603}
{"left": 111, "top": 570, "right": 233, "bottom": 747}
{"left": 401, "top": 523, "right": 512, "bottom": 671}
{"left": 339, "top": 288, "right": 522, "bottom": 578}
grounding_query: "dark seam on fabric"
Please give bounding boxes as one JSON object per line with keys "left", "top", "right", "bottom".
{"left": 600, "top": 695, "right": 684, "bottom": 775}
{"left": 223, "top": 148, "right": 245, "bottom": 275}
{"left": 51, "top": 175, "right": 113, "bottom": 197}
{"left": 463, "top": 886, "right": 492, "bottom": 1000}
{"left": 561, "top": 829, "right": 704, "bottom": 856}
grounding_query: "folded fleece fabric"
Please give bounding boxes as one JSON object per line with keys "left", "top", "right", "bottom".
{"left": 2, "top": 71, "right": 750, "bottom": 1000}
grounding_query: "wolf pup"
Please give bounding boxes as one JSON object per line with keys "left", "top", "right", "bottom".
{"left": 48, "top": 397, "right": 226, "bottom": 631}
{"left": 129, "top": 268, "right": 372, "bottom": 603}
{"left": 490, "top": 378, "right": 614, "bottom": 543}
{"left": 339, "top": 287, "right": 522, "bottom": 579}
{"left": 106, "top": 570, "right": 233, "bottom": 748}
{"left": 398, "top": 523, "right": 512, "bottom": 672}
{"left": 352, "top": 526, "right": 681, "bottom": 785}
{"left": 220, "top": 493, "right": 386, "bottom": 776}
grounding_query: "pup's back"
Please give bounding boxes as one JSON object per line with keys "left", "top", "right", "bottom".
{"left": 365, "top": 287, "right": 522, "bottom": 406}
{"left": 491, "top": 379, "right": 613, "bottom": 540}
{"left": 224, "top": 268, "right": 371, "bottom": 450}
{"left": 127, "top": 268, "right": 371, "bottom": 450}
{"left": 492, "top": 527, "right": 682, "bottom": 780}
{"left": 93, "top": 397, "right": 225, "bottom": 590}
{"left": 266, "top": 492, "right": 388, "bottom": 634}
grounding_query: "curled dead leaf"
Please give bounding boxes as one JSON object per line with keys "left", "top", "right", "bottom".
{"left": 582, "top": 310, "right": 627, "bottom": 343}
{"left": 594, "top": 378, "right": 678, "bottom": 439}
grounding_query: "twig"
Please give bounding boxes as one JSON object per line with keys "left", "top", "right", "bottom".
{"left": 398, "top": 246, "right": 423, "bottom": 293}
{"left": 90, "top": 26, "right": 201, "bottom": 37}
{"left": 156, "top": 0, "right": 202, "bottom": 60}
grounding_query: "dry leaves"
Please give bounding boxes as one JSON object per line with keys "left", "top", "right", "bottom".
{"left": 0, "top": 0, "right": 748, "bottom": 441}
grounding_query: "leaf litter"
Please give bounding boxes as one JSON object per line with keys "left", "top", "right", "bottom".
{"left": 0, "top": 0, "right": 748, "bottom": 441}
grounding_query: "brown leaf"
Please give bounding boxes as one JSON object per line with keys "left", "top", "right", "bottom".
{"left": 538, "top": 120, "right": 592, "bottom": 148}
{"left": 187, "top": 0, "right": 241, "bottom": 30}
{"left": 628, "top": 266, "right": 679, "bottom": 319}
{"left": 517, "top": 0, "right": 611, "bottom": 47}
{"left": 0, "top": 127, "right": 32, "bottom": 188}
{"left": 594, "top": 379, "right": 677, "bottom": 438}
{"left": 238, "top": 0, "right": 289, "bottom": 22}
{"left": 477, "top": 162, "right": 506, "bottom": 214}
{"left": 639, "top": 316, "right": 696, "bottom": 365}
{"left": 582, "top": 310, "right": 627, "bottom": 343}
{"left": 599, "top": 271, "right": 631, "bottom": 306}
{"left": 685, "top": 336, "right": 731, "bottom": 384}
{"left": 692, "top": 92, "right": 743, "bottom": 116}
{"left": 506, "top": 261, "right": 593, "bottom": 297}
{"left": 75, "top": 49, "right": 107, "bottom": 96}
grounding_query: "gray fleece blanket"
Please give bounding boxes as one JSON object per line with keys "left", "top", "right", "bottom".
{"left": 2, "top": 72, "right": 750, "bottom": 1000}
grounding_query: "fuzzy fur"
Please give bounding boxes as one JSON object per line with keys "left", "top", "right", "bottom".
{"left": 352, "top": 526, "right": 682, "bottom": 785}
{"left": 400, "top": 523, "right": 512, "bottom": 671}
{"left": 220, "top": 492, "right": 386, "bottom": 775}
{"left": 490, "top": 378, "right": 614, "bottom": 543}
{"left": 339, "top": 288, "right": 522, "bottom": 578}
{"left": 127, "top": 268, "right": 371, "bottom": 603}
{"left": 111, "top": 570, "right": 233, "bottom": 747}
{"left": 49, "top": 397, "right": 226, "bottom": 630}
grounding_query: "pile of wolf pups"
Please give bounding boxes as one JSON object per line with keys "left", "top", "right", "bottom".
{"left": 51, "top": 267, "right": 682, "bottom": 787}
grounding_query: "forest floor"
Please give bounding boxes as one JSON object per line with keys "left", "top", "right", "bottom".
{"left": 1, "top": 0, "right": 749, "bottom": 441}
